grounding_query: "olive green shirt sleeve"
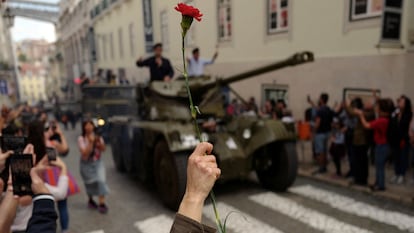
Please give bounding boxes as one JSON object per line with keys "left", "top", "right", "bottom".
{"left": 170, "top": 214, "right": 216, "bottom": 233}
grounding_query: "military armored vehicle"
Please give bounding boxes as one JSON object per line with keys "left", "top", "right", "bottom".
{"left": 109, "top": 51, "right": 314, "bottom": 210}
{"left": 81, "top": 84, "right": 137, "bottom": 139}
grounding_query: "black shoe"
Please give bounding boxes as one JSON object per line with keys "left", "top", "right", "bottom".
{"left": 88, "top": 199, "right": 98, "bottom": 209}
{"left": 98, "top": 204, "right": 108, "bottom": 214}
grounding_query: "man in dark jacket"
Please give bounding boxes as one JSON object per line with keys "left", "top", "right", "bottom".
{"left": 136, "top": 43, "right": 174, "bottom": 82}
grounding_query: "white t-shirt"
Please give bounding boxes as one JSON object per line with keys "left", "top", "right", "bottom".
{"left": 188, "top": 57, "right": 214, "bottom": 76}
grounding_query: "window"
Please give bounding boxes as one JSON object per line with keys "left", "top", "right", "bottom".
{"left": 160, "top": 10, "right": 169, "bottom": 50}
{"left": 118, "top": 27, "right": 124, "bottom": 59}
{"left": 267, "top": 0, "right": 289, "bottom": 34}
{"left": 109, "top": 32, "right": 114, "bottom": 60}
{"left": 350, "top": 0, "right": 383, "bottom": 21}
{"left": 217, "top": 0, "right": 232, "bottom": 42}
{"left": 261, "top": 84, "right": 289, "bottom": 106}
{"left": 129, "top": 23, "right": 136, "bottom": 57}
{"left": 103, "top": 34, "right": 107, "bottom": 61}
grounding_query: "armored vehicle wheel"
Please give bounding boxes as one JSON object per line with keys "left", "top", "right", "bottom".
{"left": 110, "top": 134, "right": 125, "bottom": 172}
{"left": 111, "top": 144, "right": 126, "bottom": 172}
{"left": 153, "top": 140, "right": 187, "bottom": 210}
{"left": 254, "top": 142, "right": 297, "bottom": 191}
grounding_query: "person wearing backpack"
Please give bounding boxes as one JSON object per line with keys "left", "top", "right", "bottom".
{"left": 389, "top": 95, "right": 412, "bottom": 184}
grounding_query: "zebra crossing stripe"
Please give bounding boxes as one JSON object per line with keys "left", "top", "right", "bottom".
{"left": 134, "top": 214, "right": 174, "bottom": 233}
{"left": 291, "top": 185, "right": 414, "bottom": 232}
{"left": 203, "top": 202, "right": 285, "bottom": 233}
{"left": 249, "top": 192, "right": 372, "bottom": 233}
{"left": 85, "top": 231, "right": 105, "bottom": 233}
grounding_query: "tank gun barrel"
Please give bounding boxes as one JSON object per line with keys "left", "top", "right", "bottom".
{"left": 196, "top": 51, "right": 314, "bottom": 90}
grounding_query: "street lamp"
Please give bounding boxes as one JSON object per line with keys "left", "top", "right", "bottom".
{"left": 3, "top": 8, "right": 14, "bottom": 28}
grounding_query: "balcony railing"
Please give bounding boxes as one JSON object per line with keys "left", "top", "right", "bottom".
{"left": 90, "top": 0, "right": 120, "bottom": 19}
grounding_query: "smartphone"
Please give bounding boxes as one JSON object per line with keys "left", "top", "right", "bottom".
{"left": 46, "top": 147, "right": 57, "bottom": 161}
{"left": 0, "top": 136, "right": 27, "bottom": 154}
{"left": 10, "top": 154, "right": 33, "bottom": 196}
{"left": 0, "top": 163, "right": 9, "bottom": 192}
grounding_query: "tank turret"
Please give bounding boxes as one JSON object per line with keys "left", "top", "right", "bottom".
{"left": 137, "top": 51, "right": 314, "bottom": 120}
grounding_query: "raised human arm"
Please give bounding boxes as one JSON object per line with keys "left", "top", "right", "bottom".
{"left": 78, "top": 136, "right": 94, "bottom": 160}
{"left": 0, "top": 183, "right": 19, "bottom": 233}
{"left": 355, "top": 109, "right": 371, "bottom": 129}
{"left": 136, "top": 57, "right": 150, "bottom": 67}
{"left": 44, "top": 157, "right": 68, "bottom": 200}
{"left": 177, "top": 142, "right": 220, "bottom": 222}
{"left": 52, "top": 125, "right": 69, "bottom": 154}
{"left": 171, "top": 142, "right": 219, "bottom": 233}
{"left": 26, "top": 167, "right": 57, "bottom": 233}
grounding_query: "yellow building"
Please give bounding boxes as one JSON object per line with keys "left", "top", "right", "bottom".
{"left": 19, "top": 62, "right": 47, "bottom": 105}
{"left": 91, "top": 0, "right": 414, "bottom": 117}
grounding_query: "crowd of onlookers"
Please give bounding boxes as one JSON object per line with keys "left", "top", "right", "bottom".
{"left": 0, "top": 104, "right": 109, "bottom": 233}
{"left": 0, "top": 102, "right": 221, "bottom": 233}
{"left": 302, "top": 92, "right": 414, "bottom": 192}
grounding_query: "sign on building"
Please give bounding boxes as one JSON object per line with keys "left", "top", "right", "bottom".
{"left": 142, "top": 0, "right": 154, "bottom": 53}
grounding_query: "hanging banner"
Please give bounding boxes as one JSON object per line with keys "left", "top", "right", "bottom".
{"left": 142, "top": 0, "right": 154, "bottom": 53}
{"left": 380, "top": 0, "right": 404, "bottom": 46}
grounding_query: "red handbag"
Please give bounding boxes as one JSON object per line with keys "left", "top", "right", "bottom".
{"left": 44, "top": 167, "right": 80, "bottom": 196}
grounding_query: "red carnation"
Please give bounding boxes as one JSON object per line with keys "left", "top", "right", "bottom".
{"left": 175, "top": 3, "right": 203, "bottom": 21}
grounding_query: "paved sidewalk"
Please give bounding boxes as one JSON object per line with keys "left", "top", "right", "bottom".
{"left": 297, "top": 141, "right": 414, "bottom": 204}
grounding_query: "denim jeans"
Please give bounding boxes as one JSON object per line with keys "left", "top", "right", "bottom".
{"left": 375, "top": 144, "right": 390, "bottom": 189}
{"left": 58, "top": 199, "right": 69, "bottom": 231}
{"left": 393, "top": 145, "right": 410, "bottom": 176}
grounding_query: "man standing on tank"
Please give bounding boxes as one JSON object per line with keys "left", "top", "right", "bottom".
{"left": 136, "top": 43, "right": 174, "bottom": 82}
{"left": 187, "top": 48, "right": 218, "bottom": 77}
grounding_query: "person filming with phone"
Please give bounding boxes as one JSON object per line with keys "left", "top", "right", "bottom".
{"left": 78, "top": 120, "right": 109, "bottom": 214}
{"left": 0, "top": 145, "right": 60, "bottom": 233}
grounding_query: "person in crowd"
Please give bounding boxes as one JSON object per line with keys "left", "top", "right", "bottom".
{"left": 80, "top": 72, "right": 90, "bottom": 88}
{"left": 389, "top": 95, "right": 412, "bottom": 184}
{"left": 337, "top": 101, "right": 357, "bottom": 179}
{"left": 329, "top": 117, "right": 346, "bottom": 177}
{"left": 45, "top": 120, "right": 73, "bottom": 233}
{"left": 78, "top": 120, "right": 109, "bottom": 214}
{"left": 26, "top": 121, "right": 69, "bottom": 232}
{"left": 226, "top": 99, "right": 241, "bottom": 116}
{"left": 259, "top": 99, "right": 274, "bottom": 118}
{"left": 313, "top": 93, "right": 334, "bottom": 174}
{"left": 248, "top": 97, "right": 259, "bottom": 114}
{"left": 410, "top": 116, "right": 414, "bottom": 181}
{"left": 355, "top": 99, "right": 392, "bottom": 191}
{"left": 170, "top": 142, "right": 220, "bottom": 233}
{"left": 274, "top": 99, "right": 287, "bottom": 119}
{"left": 136, "top": 43, "right": 174, "bottom": 82}
{"left": 187, "top": 47, "right": 218, "bottom": 77}
{"left": 345, "top": 97, "right": 374, "bottom": 186}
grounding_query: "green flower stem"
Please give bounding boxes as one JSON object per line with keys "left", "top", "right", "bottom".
{"left": 181, "top": 32, "right": 225, "bottom": 233}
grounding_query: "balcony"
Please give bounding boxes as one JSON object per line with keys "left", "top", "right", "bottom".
{"left": 90, "top": 0, "right": 121, "bottom": 19}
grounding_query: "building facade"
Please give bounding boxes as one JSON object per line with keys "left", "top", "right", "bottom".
{"left": 0, "top": 5, "right": 18, "bottom": 104}
{"left": 19, "top": 62, "right": 47, "bottom": 104}
{"left": 57, "top": 0, "right": 99, "bottom": 100}
{"left": 91, "top": 0, "right": 413, "bottom": 117}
